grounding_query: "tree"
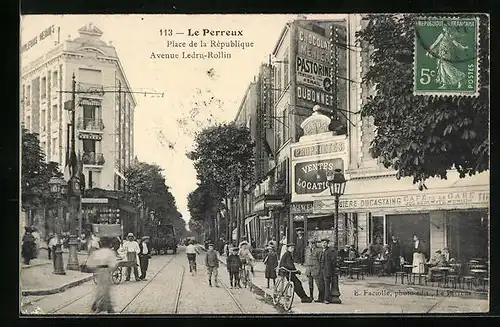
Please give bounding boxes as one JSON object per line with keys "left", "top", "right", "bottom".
{"left": 187, "top": 183, "right": 219, "bottom": 239}
{"left": 187, "top": 123, "right": 255, "bottom": 241}
{"left": 125, "top": 162, "right": 187, "bottom": 236}
{"left": 356, "top": 14, "right": 489, "bottom": 186}
{"left": 21, "top": 128, "right": 62, "bottom": 210}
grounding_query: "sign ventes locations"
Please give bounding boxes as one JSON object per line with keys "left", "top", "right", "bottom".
{"left": 296, "top": 26, "right": 335, "bottom": 109}
{"left": 294, "top": 158, "right": 344, "bottom": 194}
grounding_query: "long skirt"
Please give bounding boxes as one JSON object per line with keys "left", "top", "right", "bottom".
{"left": 412, "top": 253, "right": 426, "bottom": 274}
{"left": 92, "top": 269, "right": 114, "bottom": 313}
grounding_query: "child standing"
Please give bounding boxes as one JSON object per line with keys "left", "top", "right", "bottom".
{"left": 226, "top": 247, "right": 242, "bottom": 288}
{"left": 263, "top": 245, "right": 278, "bottom": 288}
{"left": 205, "top": 243, "right": 219, "bottom": 287}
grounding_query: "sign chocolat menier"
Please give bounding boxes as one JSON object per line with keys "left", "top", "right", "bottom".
{"left": 294, "top": 158, "right": 344, "bottom": 195}
{"left": 295, "top": 26, "right": 335, "bottom": 109}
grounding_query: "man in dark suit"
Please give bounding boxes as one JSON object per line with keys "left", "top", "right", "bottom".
{"left": 318, "top": 238, "right": 342, "bottom": 304}
{"left": 294, "top": 228, "right": 306, "bottom": 265}
{"left": 279, "top": 243, "right": 312, "bottom": 303}
{"left": 138, "top": 236, "right": 152, "bottom": 280}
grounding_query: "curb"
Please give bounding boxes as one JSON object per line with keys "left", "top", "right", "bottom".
{"left": 21, "top": 274, "right": 94, "bottom": 296}
{"left": 21, "top": 262, "right": 52, "bottom": 269}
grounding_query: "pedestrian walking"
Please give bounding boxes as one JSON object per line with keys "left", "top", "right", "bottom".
{"left": 86, "top": 236, "right": 118, "bottom": 314}
{"left": 304, "top": 239, "right": 322, "bottom": 301}
{"left": 123, "top": 233, "right": 141, "bottom": 282}
{"left": 205, "top": 243, "right": 219, "bottom": 287}
{"left": 318, "top": 238, "right": 341, "bottom": 304}
{"left": 226, "top": 247, "right": 242, "bottom": 288}
{"left": 263, "top": 245, "right": 278, "bottom": 288}
{"left": 88, "top": 232, "right": 100, "bottom": 255}
{"left": 294, "top": 228, "right": 306, "bottom": 265}
{"left": 31, "top": 227, "right": 41, "bottom": 259}
{"left": 22, "top": 227, "right": 36, "bottom": 265}
{"left": 138, "top": 236, "right": 152, "bottom": 280}
{"left": 278, "top": 242, "right": 312, "bottom": 303}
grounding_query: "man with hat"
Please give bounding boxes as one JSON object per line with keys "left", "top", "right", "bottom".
{"left": 138, "top": 236, "right": 152, "bottom": 280}
{"left": 205, "top": 243, "right": 220, "bottom": 287}
{"left": 318, "top": 238, "right": 341, "bottom": 304}
{"left": 123, "top": 233, "right": 141, "bottom": 282}
{"left": 294, "top": 227, "right": 306, "bottom": 265}
{"left": 305, "top": 238, "right": 322, "bottom": 301}
{"left": 278, "top": 242, "right": 312, "bottom": 303}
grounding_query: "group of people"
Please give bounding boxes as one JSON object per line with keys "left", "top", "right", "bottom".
{"left": 277, "top": 238, "right": 342, "bottom": 304}
{"left": 85, "top": 232, "right": 153, "bottom": 313}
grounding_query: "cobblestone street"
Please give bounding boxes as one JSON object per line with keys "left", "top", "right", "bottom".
{"left": 20, "top": 247, "right": 278, "bottom": 315}
{"left": 21, "top": 246, "right": 489, "bottom": 315}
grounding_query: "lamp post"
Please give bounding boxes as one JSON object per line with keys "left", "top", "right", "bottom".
{"left": 326, "top": 168, "right": 347, "bottom": 304}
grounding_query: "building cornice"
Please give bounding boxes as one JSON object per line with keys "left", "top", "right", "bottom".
{"left": 272, "top": 22, "right": 291, "bottom": 56}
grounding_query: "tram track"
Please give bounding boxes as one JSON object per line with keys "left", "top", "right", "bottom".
{"left": 49, "top": 253, "right": 178, "bottom": 314}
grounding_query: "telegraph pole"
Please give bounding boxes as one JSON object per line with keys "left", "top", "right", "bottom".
{"left": 66, "top": 73, "right": 80, "bottom": 271}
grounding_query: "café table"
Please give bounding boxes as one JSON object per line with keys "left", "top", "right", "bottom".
{"left": 344, "top": 260, "right": 356, "bottom": 279}
{"left": 403, "top": 264, "right": 414, "bottom": 284}
{"left": 438, "top": 266, "right": 453, "bottom": 287}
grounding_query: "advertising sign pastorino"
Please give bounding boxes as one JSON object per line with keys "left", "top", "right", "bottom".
{"left": 294, "top": 158, "right": 344, "bottom": 195}
{"left": 295, "top": 24, "right": 335, "bottom": 109}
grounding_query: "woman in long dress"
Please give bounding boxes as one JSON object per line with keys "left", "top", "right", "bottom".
{"left": 86, "top": 236, "right": 118, "bottom": 314}
{"left": 411, "top": 234, "right": 426, "bottom": 274}
{"left": 426, "top": 24, "right": 469, "bottom": 89}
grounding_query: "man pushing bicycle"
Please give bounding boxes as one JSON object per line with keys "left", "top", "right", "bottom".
{"left": 278, "top": 242, "right": 313, "bottom": 303}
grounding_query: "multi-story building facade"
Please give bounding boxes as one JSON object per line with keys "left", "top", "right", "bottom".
{"left": 21, "top": 23, "right": 137, "bottom": 236}
{"left": 236, "top": 15, "right": 489, "bottom": 263}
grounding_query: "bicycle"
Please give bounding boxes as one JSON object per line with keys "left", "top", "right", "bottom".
{"left": 188, "top": 255, "right": 197, "bottom": 276}
{"left": 272, "top": 267, "right": 298, "bottom": 311}
{"left": 240, "top": 263, "right": 253, "bottom": 290}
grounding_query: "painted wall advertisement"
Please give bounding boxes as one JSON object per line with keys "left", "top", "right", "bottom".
{"left": 296, "top": 26, "right": 334, "bottom": 110}
{"left": 294, "top": 158, "right": 344, "bottom": 195}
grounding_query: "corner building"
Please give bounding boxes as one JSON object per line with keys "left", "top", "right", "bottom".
{"left": 21, "top": 23, "right": 136, "bottom": 235}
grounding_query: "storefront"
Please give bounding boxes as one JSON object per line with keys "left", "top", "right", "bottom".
{"left": 312, "top": 171, "right": 490, "bottom": 261}
{"left": 254, "top": 193, "right": 286, "bottom": 247}
{"left": 290, "top": 107, "right": 350, "bottom": 246}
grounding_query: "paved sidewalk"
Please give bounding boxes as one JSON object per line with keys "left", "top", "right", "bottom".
{"left": 20, "top": 249, "right": 93, "bottom": 296}
{"left": 197, "top": 246, "right": 488, "bottom": 314}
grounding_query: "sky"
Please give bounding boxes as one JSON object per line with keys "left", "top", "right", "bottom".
{"left": 20, "top": 14, "right": 345, "bottom": 229}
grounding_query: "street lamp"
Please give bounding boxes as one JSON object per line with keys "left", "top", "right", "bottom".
{"left": 326, "top": 168, "right": 346, "bottom": 304}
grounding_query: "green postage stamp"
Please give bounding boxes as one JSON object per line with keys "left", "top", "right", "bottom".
{"left": 414, "top": 17, "right": 479, "bottom": 96}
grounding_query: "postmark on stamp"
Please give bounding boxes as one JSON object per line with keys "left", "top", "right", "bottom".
{"left": 414, "top": 17, "right": 479, "bottom": 96}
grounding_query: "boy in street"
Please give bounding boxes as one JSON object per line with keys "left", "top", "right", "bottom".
{"left": 205, "top": 243, "right": 219, "bottom": 287}
{"left": 226, "top": 247, "right": 242, "bottom": 288}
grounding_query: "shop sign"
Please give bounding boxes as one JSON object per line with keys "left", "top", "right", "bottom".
{"left": 21, "top": 25, "right": 59, "bottom": 54}
{"left": 294, "top": 158, "right": 344, "bottom": 195}
{"left": 293, "top": 141, "right": 346, "bottom": 158}
{"left": 82, "top": 198, "right": 108, "bottom": 204}
{"left": 290, "top": 201, "right": 314, "bottom": 214}
{"left": 296, "top": 85, "right": 335, "bottom": 109}
{"left": 297, "top": 26, "right": 330, "bottom": 65}
{"left": 314, "top": 190, "right": 490, "bottom": 212}
{"left": 79, "top": 133, "right": 102, "bottom": 140}
{"left": 296, "top": 55, "right": 333, "bottom": 92}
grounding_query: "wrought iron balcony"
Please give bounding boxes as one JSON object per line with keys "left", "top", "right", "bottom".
{"left": 77, "top": 117, "right": 104, "bottom": 131}
{"left": 77, "top": 83, "right": 105, "bottom": 97}
{"left": 82, "top": 152, "right": 105, "bottom": 166}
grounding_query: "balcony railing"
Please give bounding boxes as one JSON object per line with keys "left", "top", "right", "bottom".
{"left": 82, "top": 152, "right": 105, "bottom": 166}
{"left": 77, "top": 83, "right": 105, "bottom": 97}
{"left": 77, "top": 117, "right": 105, "bottom": 131}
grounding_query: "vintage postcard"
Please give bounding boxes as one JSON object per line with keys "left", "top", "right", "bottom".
{"left": 19, "top": 14, "right": 489, "bottom": 315}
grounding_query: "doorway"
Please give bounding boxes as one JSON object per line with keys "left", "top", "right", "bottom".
{"left": 386, "top": 213, "right": 430, "bottom": 261}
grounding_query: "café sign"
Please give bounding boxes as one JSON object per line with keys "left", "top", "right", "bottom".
{"left": 291, "top": 201, "right": 314, "bottom": 214}
{"left": 294, "top": 158, "right": 344, "bottom": 195}
{"left": 313, "top": 190, "right": 490, "bottom": 212}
